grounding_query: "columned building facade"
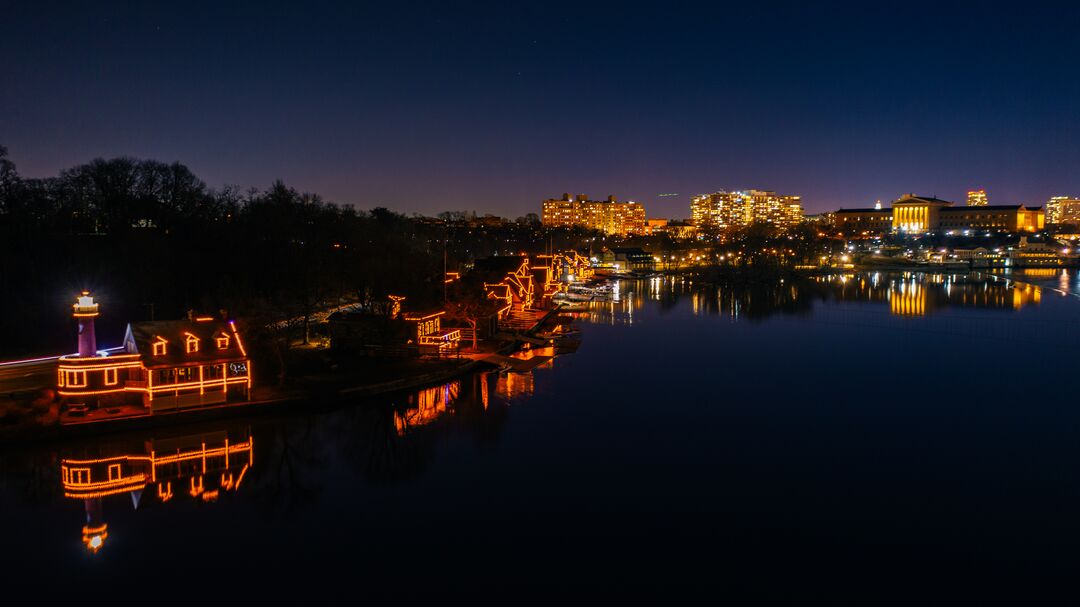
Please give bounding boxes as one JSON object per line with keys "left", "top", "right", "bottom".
{"left": 834, "top": 194, "right": 1044, "bottom": 235}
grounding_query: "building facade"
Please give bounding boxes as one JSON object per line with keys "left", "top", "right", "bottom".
{"left": 599, "top": 247, "right": 656, "bottom": 273}
{"left": 541, "top": 193, "right": 646, "bottom": 235}
{"left": 57, "top": 293, "right": 251, "bottom": 414}
{"left": 834, "top": 194, "right": 1044, "bottom": 235}
{"left": 967, "top": 189, "right": 988, "bottom": 206}
{"left": 1046, "top": 196, "right": 1080, "bottom": 225}
{"left": 690, "top": 190, "right": 803, "bottom": 230}
{"left": 938, "top": 205, "right": 1044, "bottom": 232}
{"left": 832, "top": 208, "right": 893, "bottom": 235}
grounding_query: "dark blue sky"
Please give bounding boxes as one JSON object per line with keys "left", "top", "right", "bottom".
{"left": 3, "top": 1, "right": 1079, "bottom": 216}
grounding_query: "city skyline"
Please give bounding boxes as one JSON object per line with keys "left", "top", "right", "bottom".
{"left": 4, "top": 3, "right": 1080, "bottom": 217}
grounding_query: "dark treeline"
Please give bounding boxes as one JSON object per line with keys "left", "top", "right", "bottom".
{"left": 0, "top": 147, "right": 447, "bottom": 357}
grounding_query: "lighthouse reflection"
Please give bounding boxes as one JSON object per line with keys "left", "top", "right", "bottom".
{"left": 60, "top": 426, "right": 254, "bottom": 553}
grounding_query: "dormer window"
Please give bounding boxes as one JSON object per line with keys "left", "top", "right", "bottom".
{"left": 153, "top": 337, "right": 167, "bottom": 356}
{"left": 216, "top": 333, "right": 230, "bottom": 349}
{"left": 185, "top": 333, "right": 200, "bottom": 354}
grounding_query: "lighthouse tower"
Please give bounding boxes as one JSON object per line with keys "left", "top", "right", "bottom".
{"left": 73, "top": 291, "right": 99, "bottom": 357}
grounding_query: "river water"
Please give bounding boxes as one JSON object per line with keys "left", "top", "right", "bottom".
{"left": 3, "top": 269, "right": 1080, "bottom": 602}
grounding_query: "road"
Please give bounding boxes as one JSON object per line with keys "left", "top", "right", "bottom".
{"left": 0, "top": 358, "right": 56, "bottom": 397}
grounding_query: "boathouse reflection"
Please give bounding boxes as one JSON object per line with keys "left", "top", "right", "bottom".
{"left": 45, "top": 369, "right": 553, "bottom": 553}
{"left": 392, "top": 370, "right": 537, "bottom": 437}
{"left": 60, "top": 427, "right": 253, "bottom": 553}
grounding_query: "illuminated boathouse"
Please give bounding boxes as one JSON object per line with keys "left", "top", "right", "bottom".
{"left": 57, "top": 293, "right": 251, "bottom": 414}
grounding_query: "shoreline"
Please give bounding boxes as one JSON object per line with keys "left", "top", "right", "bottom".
{"left": 0, "top": 305, "right": 566, "bottom": 447}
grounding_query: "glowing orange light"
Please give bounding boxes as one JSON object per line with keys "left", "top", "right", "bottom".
{"left": 82, "top": 524, "right": 108, "bottom": 553}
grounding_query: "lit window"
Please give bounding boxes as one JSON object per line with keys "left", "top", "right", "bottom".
{"left": 216, "top": 334, "right": 230, "bottom": 349}
{"left": 104, "top": 368, "right": 118, "bottom": 386}
{"left": 58, "top": 369, "right": 65, "bottom": 387}
{"left": 185, "top": 334, "right": 199, "bottom": 353}
{"left": 66, "top": 370, "right": 87, "bottom": 387}
{"left": 153, "top": 338, "right": 167, "bottom": 356}
{"left": 107, "top": 464, "right": 121, "bottom": 481}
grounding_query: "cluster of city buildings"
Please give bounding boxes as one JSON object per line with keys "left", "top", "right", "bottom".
{"left": 833, "top": 193, "right": 1060, "bottom": 236}
{"left": 539, "top": 188, "right": 1080, "bottom": 239}
{"left": 541, "top": 189, "right": 806, "bottom": 236}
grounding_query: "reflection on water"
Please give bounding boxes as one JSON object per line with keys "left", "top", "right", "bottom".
{"left": 60, "top": 427, "right": 254, "bottom": 553}
{"left": 824, "top": 272, "right": 1042, "bottom": 317}
{"left": 395, "top": 381, "right": 462, "bottom": 435}
{"left": 6, "top": 268, "right": 1080, "bottom": 600}
{"left": 394, "top": 370, "right": 538, "bottom": 436}
{"left": 0, "top": 367, "right": 550, "bottom": 559}
{"left": 569, "top": 271, "right": 1060, "bottom": 325}
{"left": 495, "top": 371, "right": 535, "bottom": 401}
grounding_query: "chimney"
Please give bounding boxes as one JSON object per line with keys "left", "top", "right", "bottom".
{"left": 73, "top": 291, "right": 99, "bottom": 358}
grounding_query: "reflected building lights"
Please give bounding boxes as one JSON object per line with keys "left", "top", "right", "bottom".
{"left": 60, "top": 428, "right": 254, "bottom": 554}
{"left": 395, "top": 381, "right": 462, "bottom": 435}
{"left": 494, "top": 371, "right": 535, "bottom": 401}
{"left": 818, "top": 272, "right": 1042, "bottom": 317}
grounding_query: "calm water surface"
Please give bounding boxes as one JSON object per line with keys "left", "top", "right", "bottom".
{"left": 3, "top": 270, "right": 1080, "bottom": 602}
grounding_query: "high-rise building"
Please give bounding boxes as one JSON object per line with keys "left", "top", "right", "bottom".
{"left": 1046, "top": 196, "right": 1080, "bottom": 225}
{"left": 690, "top": 190, "right": 803, "bottom": 230}
{"left": 967, "top": 189, "right": 988, "bottom": 206}
{"left": 541, "top": 194, "right": 646, "bottom": 235}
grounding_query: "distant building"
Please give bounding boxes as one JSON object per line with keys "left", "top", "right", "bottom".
{"left": 664, "top": 220, "right": 699, "bottom": 240}
{"left": 938, "top": 204, "right": 1043, "bottom": 233}
{"left": 1006, "top": 236, "right": 1064, "bottom": 267}
{"left": 328, "top": 296, "right": 460, "bottom": 356}
{"left": 892, "top": 194, "right": 954, "bottom": 233}
{"left": 834, "top": 194, "right": 1044, "bottom": 235}
{"left": 967, "top": 189, "right": 988, "bottom": 206}
{"left": 690, "top": 190, "right": 803, "bottom": 230}
{"left": 599, "top": 247, "right": 656, "bottom": 273}
{"left": 832, "top": 208, "right": 893, "bottom": 235}
{"left": 1046, "top": 196, "right": 1080, "bottom": 225}
{"left": 541, "top": 193, "right": 646, "bottom": 235}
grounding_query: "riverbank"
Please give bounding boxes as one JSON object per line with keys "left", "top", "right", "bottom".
{"left": 0, "top": 305, "right": 567, "bottom": 446}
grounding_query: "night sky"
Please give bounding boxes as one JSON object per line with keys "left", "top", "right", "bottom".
{"left": 3, "top": 1, "right": 1079, "bottom": 217}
